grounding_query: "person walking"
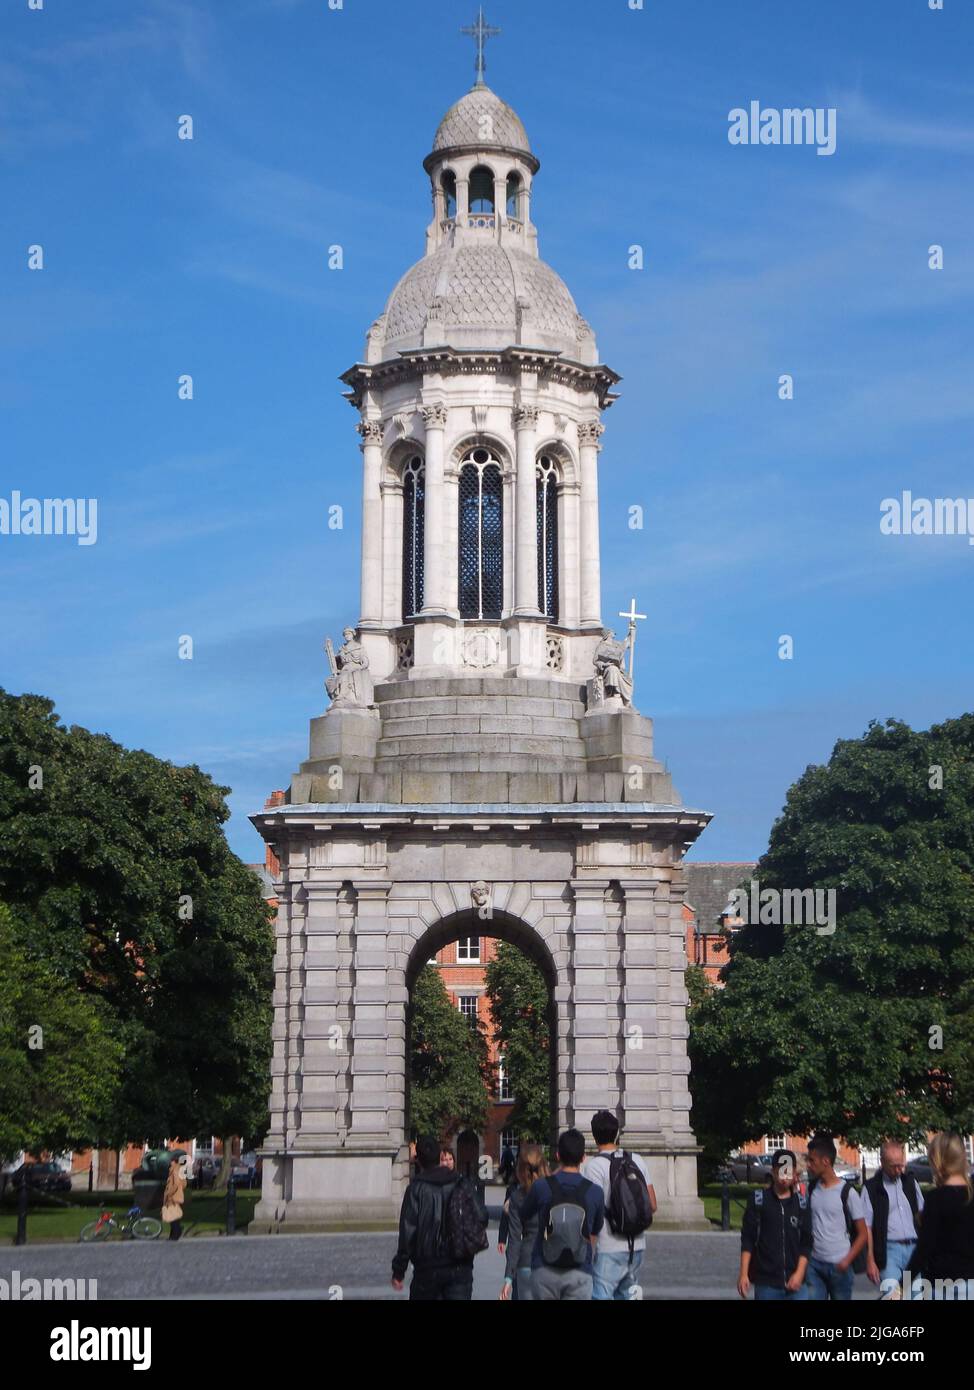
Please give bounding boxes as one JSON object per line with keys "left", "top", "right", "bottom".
{"left": 862, "top": 1141, "right": 923, "bottom": 1294}
{"left": 582, "top": 1110, "right": 655, "bottom": 1301}
{"left": 162, "top": 1153, "right": 188, "bottom": 1242}
{"left": 804, "top": 1133, "right": 867, "bottom": 1300}
{"left": 738, "top": 1150, "right": 812, "bottom": 1300}
{"left": 499, "top": 1142, "right": 549, "bottom": 1302}
{"left": 518, "top": 1129, "right": 604, "bottom": 1300}
{"left": 907, "top": 1133, "right": 974, "bottom": 1300}
{"left": 391, "top": 1134, "right": 488, "bottom": 1300}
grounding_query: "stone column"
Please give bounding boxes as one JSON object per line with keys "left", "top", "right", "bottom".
{"left": 347, "top": 878, "right": 395, "bottom": 1146}
{"left": 560, "top": 479, "right": 581, "bottom": 630}
{"left": 420, "top": 405, "right": 448, "bottom": 615}
{"left": 569, "top": 878, "right": 622, "bottom": 1116}
{"left": 578, "top": 420, "right": 605, "bottom": 627}
{"left": 513, "top": 404, "right": 541, "bottom": 616}
{"left": 358, "top": 418, "right": 384, "bottom": 626}
{"left": 457, "top": 176, "right": 469, "bottom": 227}
{"left": 493, "top": 173, "right": 506, "bottom": 241}
{"left": 618, "top": 875, "right": 708, "bottom": 1227}
{"left": 380, "top": 475, "right": 404, "bottom": 627}
{"left": 296, "top": 881, "right": 350, "bottom": 1145}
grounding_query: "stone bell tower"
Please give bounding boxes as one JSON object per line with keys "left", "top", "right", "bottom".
{"left": 253, "top": 30, "right": 711, "bottom": 1230}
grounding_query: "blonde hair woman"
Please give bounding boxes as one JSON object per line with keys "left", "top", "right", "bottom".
{"left": 500, "top": 1143, "right": 550, "bottom": 1302}
{"left": 909, "top": 1134, "right": 974, "bottom": 1298}
{"left": 162, "top": 1153, "right": 188, "bottom": 1242}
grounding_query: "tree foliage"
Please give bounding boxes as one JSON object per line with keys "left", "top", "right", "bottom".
{"left": 0, "top": 904, "right": 123, "bottom": 1162}
{"left": 0, "top": 689, "right": 274, "bottom": 1151}
{"left": 689, "top": 715, "right": 974, "bottom": 1158}
{"left": 483, "top": 940, "right": 552, "bottom": 1143}
{"left": 408, "top": 966, "right": 489, "bottom": 1139}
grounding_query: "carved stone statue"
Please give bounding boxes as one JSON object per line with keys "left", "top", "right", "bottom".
{"left": 325, "top": 627, "right": 374, "bottom": 709}
{"left": 591, "top": 630, "right": 634, "bottom": 710}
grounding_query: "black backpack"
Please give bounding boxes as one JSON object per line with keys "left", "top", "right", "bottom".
{"left": 444, "top": 1178, "right": 488, "bottom": 1262}
{"left": 606, "top": 1151, "right": 653, "bottom": 1255}
{"left": 809, "top": 1177, "right": 867, "bottom": 1275}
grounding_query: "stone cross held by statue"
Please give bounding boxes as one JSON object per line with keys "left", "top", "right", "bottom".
{"left": 618, "top": 598, "right": 647, "bottom": 677}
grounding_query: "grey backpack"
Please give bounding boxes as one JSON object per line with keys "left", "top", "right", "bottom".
{"left": 541, "top": 1176, "right": 593, "bottom": 1269}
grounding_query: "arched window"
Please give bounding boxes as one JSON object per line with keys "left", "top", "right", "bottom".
{"left": 506, "top": 173, "right": 521, "bottom": 219}
{"left": 441, "top": 171, "right": 457, "bottom": 220}
{"left": 401, "top": 456, "right": 425, "bottom": 620}
{"left": 469, "top": 165, "right": 495, "bottom": 214}
{"left": 458, "top": 448, "right": 504, "bottom": 620}
{"left": 536, "top": 456, "right": 559, "bottom": 622}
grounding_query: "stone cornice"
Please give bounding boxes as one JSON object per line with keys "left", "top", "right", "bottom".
{"left": 252, "top": 803, "right": 712, "bottom": 841}
{"left": 341, "top": 347, "right": 621, "bottom": 412}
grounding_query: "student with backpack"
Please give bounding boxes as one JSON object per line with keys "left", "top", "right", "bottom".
{"left": 804, "top": 1133, "right": 868, "bottom": 1300}
{"left": 499, "top": 1142, "right": 550, "bottom": 1301}
{"left": 738, "top": 1150, "right": 812, "bottom": 1300}
{"left": 581, "top": 1110, "right": 656, "bottom": 1301}
{"left": 391, "top": 1134, "right": 488, "bottom": 1300}
{"left": 518, "top": 1129, "right": 605, "bottom": 1300}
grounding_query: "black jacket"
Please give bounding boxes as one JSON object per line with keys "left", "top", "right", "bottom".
{"left": 392, "top": 1167, "right": 487, "bottom": 1280}
{"left": 863, "top": 1170, "right": 920, "bottom": 1272}
{"left": 908, "top": 1185, "right": 974, "bottom": 1283}
{"left": 741, "top": 1188, "right": 813, "bottom": 1289}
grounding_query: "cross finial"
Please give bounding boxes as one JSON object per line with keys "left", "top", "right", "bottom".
{"left": 460, "top": 6, "right": 501, "bottom": 89}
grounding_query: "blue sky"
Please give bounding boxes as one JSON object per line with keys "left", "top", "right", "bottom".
{"left": 1, "top": 0, "right": 972, "bottom": 864}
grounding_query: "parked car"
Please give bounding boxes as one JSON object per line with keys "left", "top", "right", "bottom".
{"left": 727, "top": 1153, "right": 775, "bottom": 1183}
{"left": 10, "top": 1162, "right": 72, "bottom": 1194}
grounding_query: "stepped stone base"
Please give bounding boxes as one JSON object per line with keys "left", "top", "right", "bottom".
{"left": 291, "top": 677, "right": 678, "bottom": 806}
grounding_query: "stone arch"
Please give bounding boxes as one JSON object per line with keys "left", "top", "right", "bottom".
{"left": 398, "top": 907, "right": 567, "bottom": 1167}
{"left": 535, "top": 437, "right": 578, "bottom": 487}
{"left": 447, "top": 432, "right": 514, "bottom": 478}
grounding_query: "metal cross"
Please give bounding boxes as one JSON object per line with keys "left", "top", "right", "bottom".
{"left": 619, "top": 598, "right": 648, "bottom": 676}
{"left": 461, "top": 6, "right": 501, "bottom": 88}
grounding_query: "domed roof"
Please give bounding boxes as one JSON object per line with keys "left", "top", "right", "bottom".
{"left": 381, "top": 240, "right": 581, "bottom": 352}
{"left": 433, "top": 85, "right": 531, "bottom": 156}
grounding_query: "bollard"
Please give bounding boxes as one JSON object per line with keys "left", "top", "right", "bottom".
{"left": 88, "top": 1162, "right": 94, "bottom": 1194}
{"left": 15, "top": 1176, "right": 28, "bottom": 1246}
{"left": 721, "top": 1179, "right": 731, "bottom": 1232}
{"left": 226, "top": 1176, "right": 237, "bottom": 1236}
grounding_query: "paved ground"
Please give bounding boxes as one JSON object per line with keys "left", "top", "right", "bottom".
{"left": 0, "top": 1191, "right": 877, "bottom": 1301}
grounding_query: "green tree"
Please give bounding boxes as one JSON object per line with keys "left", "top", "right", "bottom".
{"left": 0, "top": 904, "right": 123, "bottom": 1163}
{"left": 484, "top": 941, "right": 551, "bottom": 1143}
{"left": 0, "top": 689, "right": 275, "bottom": 1150}
{"left": 408, "top": 966, "right": 489, "bottom": 1139}
{"left": 689, "top": 715, "right": 974, "bottom": 1157}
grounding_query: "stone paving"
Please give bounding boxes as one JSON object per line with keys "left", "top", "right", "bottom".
{"left": 0, "top": 1192, "right": 877, "bottom": 1301}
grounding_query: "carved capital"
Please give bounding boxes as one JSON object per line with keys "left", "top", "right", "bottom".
{"left": 513, "top": 405, "right": 539, "bottom": 430}
{"left": 357, "top": 418, "right": 384, "bottom": 446}
{"left": 578, "top": 420, "right": 606, "bottom": 449}
{"left": 421, "top": 404, "right": 448, "bottom": 430}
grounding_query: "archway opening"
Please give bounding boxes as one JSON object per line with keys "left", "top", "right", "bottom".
{"left": 405, "top": 911, "right": 558, "bottom": 1177}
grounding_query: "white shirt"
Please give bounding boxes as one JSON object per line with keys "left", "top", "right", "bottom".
{"left": 862, "top": 1175, "right": 924, "bottom": 1242}
{"left": 581, "top": 1150, "right": 653, "bottom": 1255}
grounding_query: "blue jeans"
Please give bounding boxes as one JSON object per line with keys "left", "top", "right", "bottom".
{"left": 805, "top": 1256, "right": 855, "bottom": 1301}
{"left": 755, "top": 1282, "right": 808, "bottom": 1301}
{"left": 881, "top": 1239, "right": 916, "bottom": 1288}
{"left": 592, "top": 1249, "right": 644, "bottom": 1301}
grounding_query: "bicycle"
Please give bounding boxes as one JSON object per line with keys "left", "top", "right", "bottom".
{"left": 79, "top": 1205, "right": 162, "bottom": 1242}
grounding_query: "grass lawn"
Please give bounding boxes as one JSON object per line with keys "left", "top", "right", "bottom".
{"left": 699, "top": 1182, "right": 762, "bottom": 1231}
{"left": 0, "top": 1189, "right": 259, "bottom": 1244}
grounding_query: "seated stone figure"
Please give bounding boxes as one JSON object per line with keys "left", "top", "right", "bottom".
{"left": 325, "top": 627, "right": 374, "bottom": 709}
{"left": 591, "top": 630, "right": 633, "bottom": 709}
